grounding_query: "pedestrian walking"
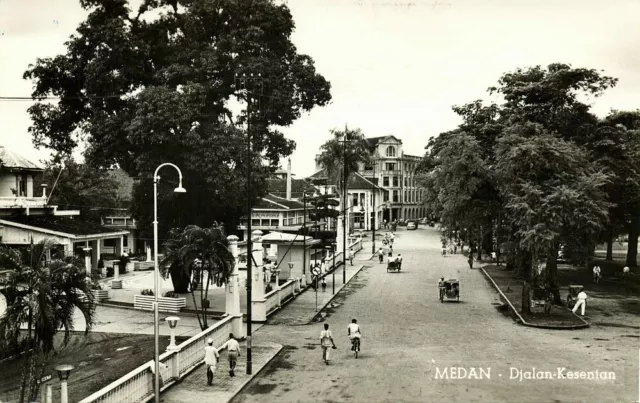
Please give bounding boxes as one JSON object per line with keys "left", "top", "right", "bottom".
{"left": 571, "top": 289, "right": 588, "bottom": 316}
{"left": 321, "top": 277, "right": 327, "bottom": 292}
{"left": 320, "top": 323, "right": 336, "bottom": 365}
{"left": 204, "top": 338, "right": 220, "bottom": 386}
{"left": 377, "top": 247, "right": 384, "bottom": 263}
{"left": 592, "top": 265, "right": 601, "bottom": 283}
{"left": 396, "top": 253, "right": 403, "bottom": 270}
{"left": 467, "top": 254, "right": 473, "bottom": 269}
{"left": 349, "top": 247, "right": 354, "bottom": 266}
{"left": 218, "top": 333, "right": 241, "bottom": 377}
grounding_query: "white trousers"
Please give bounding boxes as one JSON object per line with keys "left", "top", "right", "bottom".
{"left": 323, "top": 346, "right": 331, "bottom": 361}
{"left": 572, "top": 300, "right": 586, "bottom": 315}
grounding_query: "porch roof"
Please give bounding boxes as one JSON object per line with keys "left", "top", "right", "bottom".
{"left": 0, "top": 216, "right": 129, "bottom": 240}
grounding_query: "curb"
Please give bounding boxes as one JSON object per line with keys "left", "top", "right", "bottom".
{"left": 307, "top": 264, "right": 366, "bottom": 324}
{"left": 480, "top": 267, "right": 590, "bottom": 330}
{"left": 225, "top": 343, "right": 284, "bottom": 403}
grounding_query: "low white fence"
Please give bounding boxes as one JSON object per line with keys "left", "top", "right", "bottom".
{"left": 79, "top": 314, "right": 240, "bottom": 403}
{"left": 264, "top": 279, "right": 298, "bottom": 316}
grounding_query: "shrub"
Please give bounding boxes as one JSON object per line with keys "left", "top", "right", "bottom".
{"left": 141, "top": 288, "right": 154, "bottom": 296}
{"left": 163, "top": 291, "right": 179, "bottom": 298}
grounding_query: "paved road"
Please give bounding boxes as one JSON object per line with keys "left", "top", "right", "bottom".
{"left": 232, "top": 227, "right": 637, "bottom": 403}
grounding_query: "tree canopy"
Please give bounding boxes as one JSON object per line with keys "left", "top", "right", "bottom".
{"left": 418, "top": 63, "right": 640, "bottom": 306}
{"left": 23, "top": 0, "right": 332, "bottom": 236}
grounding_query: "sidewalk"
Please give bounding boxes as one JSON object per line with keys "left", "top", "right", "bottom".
{"left": 162, "top": 262, "right": 368, "bottom": 402}
{"left": 481, "top": 264, "right": 589, "bottom": 329}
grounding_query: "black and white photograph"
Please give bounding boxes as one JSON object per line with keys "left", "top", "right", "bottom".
{"left": 0, "top": 0, "right": 639, "bottom": 402}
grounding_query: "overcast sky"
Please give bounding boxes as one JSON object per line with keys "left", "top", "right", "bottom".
{"left": 1, "top": 0, "right": 640, "bottom": 177}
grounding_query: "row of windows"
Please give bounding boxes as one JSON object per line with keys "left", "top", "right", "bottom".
{"left": 382, "top": 176, "right": 418, "bottom": 188}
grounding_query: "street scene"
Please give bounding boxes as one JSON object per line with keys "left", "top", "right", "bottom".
{"left": 1, "top": 0, "right": 640, "bottom": 402}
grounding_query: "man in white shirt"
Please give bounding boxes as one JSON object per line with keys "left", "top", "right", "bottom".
{"left": 218, "top": 333, "right": 241, "bottom": 377}
{"left": 571, "top": 290, "right": 588, "bottom": 316}
{"left": 623, "top": 266, "right": 630, "bottom": 277}
{"left": 320, "top": 323, "right": 336, "bottom": 365}
{"left": 396, "top": 254, "right": 403, "bottom": 270}
{"left": 204, "top": 338, "right": 219, "bottom": 386}
{"left": 347, "top": 319, "right": 361, "bottom": 351}
{"left": 593, "top": 265, "right": 601, "bottom": 284}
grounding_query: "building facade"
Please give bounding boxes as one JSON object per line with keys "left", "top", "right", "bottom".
{"left": 314, "top": 135, "right": 426, "bottom": 223}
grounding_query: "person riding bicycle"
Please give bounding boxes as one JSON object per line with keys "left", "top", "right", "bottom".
{"left": 347, "top": 319, "right": 361, "bottom": 351}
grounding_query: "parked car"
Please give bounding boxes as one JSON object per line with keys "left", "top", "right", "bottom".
{"left": 407, "top": 221, "right": 417, "bottom": 230}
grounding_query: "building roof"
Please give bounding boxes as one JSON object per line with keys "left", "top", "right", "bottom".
{"left": 260, "top": 231, "right": 314, "bottom": 243}
{"left": 306, "top": 170, "right": 386, "bottom": 191}
{"left": 0, "top": 146, "right": 43, "bottom": 171}
{"left": 254, "top": 194, "right": 305, "bottom": 210}
{"left": 1, "top": 215, "right": 127, "bottom": 237}
{"left": 266, "top": 178, "right": 317, "bottom": 199}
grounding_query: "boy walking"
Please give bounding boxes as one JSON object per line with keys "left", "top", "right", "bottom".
{"left": 320, "top": 323, "right": 336, "bottom": 365}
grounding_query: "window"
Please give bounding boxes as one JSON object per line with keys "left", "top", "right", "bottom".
{"left": 271, "top": 219, "right": 279, "bottom": 226}
{"left": 393, "top": 190, "right": 399, "bottom": 203}
{"left": 385, "top": 163, "right": 396, "bottom": 171}
{"left": 352, "top": 194, "right": 358, "bottom": 206}
{"left": 123, "top": 236, "right": 128, "bottom": 247}
{"left": 252, "top": 219, "right": 260, "bottom": 226}
{"left": 386, "top": 146, "right": 396, "bottom": 157}
{"left": 365, "top": 164, "right": 373, "bottom": 171}
{"left": 383, "top": 177, "right": 389, "bottom": 187}
{"left": 393, "top": 176, "right": 399, "bottom": 187}
{"left": 383, "top": 192, "right": 389, "bottom": 202}
{"left": 404, "top": 191, "right": 407, "bottom": 202}
{"left": 404, "top": 177, "right": 407, "bottom": 187}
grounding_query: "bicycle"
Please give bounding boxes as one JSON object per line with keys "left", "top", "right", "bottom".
{"left": 350, "top": 337, "right": 361, "bottom": 358}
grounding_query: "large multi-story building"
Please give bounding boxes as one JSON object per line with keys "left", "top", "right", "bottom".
{"left": 314, "top": 135, "right": 426, "bottom": 223}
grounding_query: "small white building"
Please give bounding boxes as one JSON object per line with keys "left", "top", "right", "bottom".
{"left": 0, "top": 146, "right": 130, "bottom": 274}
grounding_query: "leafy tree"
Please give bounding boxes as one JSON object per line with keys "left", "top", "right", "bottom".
{"left": 23, "top": 0, "right": 332, "bottom": 236}
{"left": 0, "top": 242, "right": 96, "bottom": 403}
{"left": 35, "top": 156, "right": 124, "bottom": 222}
{"left": 160, "top": 223, "right": 234, "bottom": 330}
{"left": 494, "top": 123, "right": 610, "bottom": 304}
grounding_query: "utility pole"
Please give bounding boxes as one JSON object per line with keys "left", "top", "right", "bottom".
{"left": 371, "top": 163, "right": 376, "bottom": 254}
{"left": 236, "top": 73, "right": 263, "bottom": 375}
{"left": 303, "top": 192, "right": 307, "bottom": 282}
{"left": 342, "top": 128, "right": 347, "bottom": 285}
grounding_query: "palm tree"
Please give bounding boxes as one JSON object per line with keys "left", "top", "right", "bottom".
{"left": 0, "top": 241, "right": 96, "bottom": 403}
{"left": 316, "top": 126, "right": 371, "bottom": 232}
{"left": 160, "top": 223, "right": 235, "bottom": 330}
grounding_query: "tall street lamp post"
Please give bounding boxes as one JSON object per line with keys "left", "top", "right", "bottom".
{"left": 153, "top": 163, "right": 186, "bottom": 403}
{"left": 332, "top": 243, "right": 337, "bottom": 294}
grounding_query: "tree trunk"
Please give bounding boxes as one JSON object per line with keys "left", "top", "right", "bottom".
{"left": 605, "top": 227, "right": 614, "bottom": 261}
{"left": 521, "top": 281, "right": 531, "bottom": 314}
{"left": 476, "top": 226, "right": 482, "bottom": 260}
{"left": 545, "top": 244, "right": 562, "bottom": 304}
{"left": 626, "top": 211, "right": 640, "bottom": 268}
{"left": 170, "top": 269, "right": 190, "bottom": 293}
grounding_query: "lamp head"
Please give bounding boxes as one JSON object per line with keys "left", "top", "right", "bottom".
{"left": 55, "top": 364, "right": 74, "bottom": 381}
{"left": 166, "top": 316, "right": 180, "bottom": 329}
{"left": 173, "top": 182, "right": 187, "bottom": 193}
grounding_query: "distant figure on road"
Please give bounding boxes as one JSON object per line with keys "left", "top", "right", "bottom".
{"left": 378, "top": 248, "right": 384, "bottom": 263}
{"left": 204, "top": 338, "right": 219, "bottom": 386}
{"left": 467, "top": 254, "right": 473, "bottom": 269}
{"left": 593, "top": 265, "right": 601, "bottom": 284}
{"left": 396, "top": 253, "right": 403, "bottom": 270}
{"left": 218, "top": 333, "right": 241, "bottom": 377}
{"left": 321, "top": 277, "right": 327, "bottom": 292}
{"left": 349, "top": 247, "right": 354, "bottom": 266}
{"left": 571, "top": 290, "right": 588, "bottom": 316}
{"left": 320, "top": 323, "right": 336, "bottom": 365}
